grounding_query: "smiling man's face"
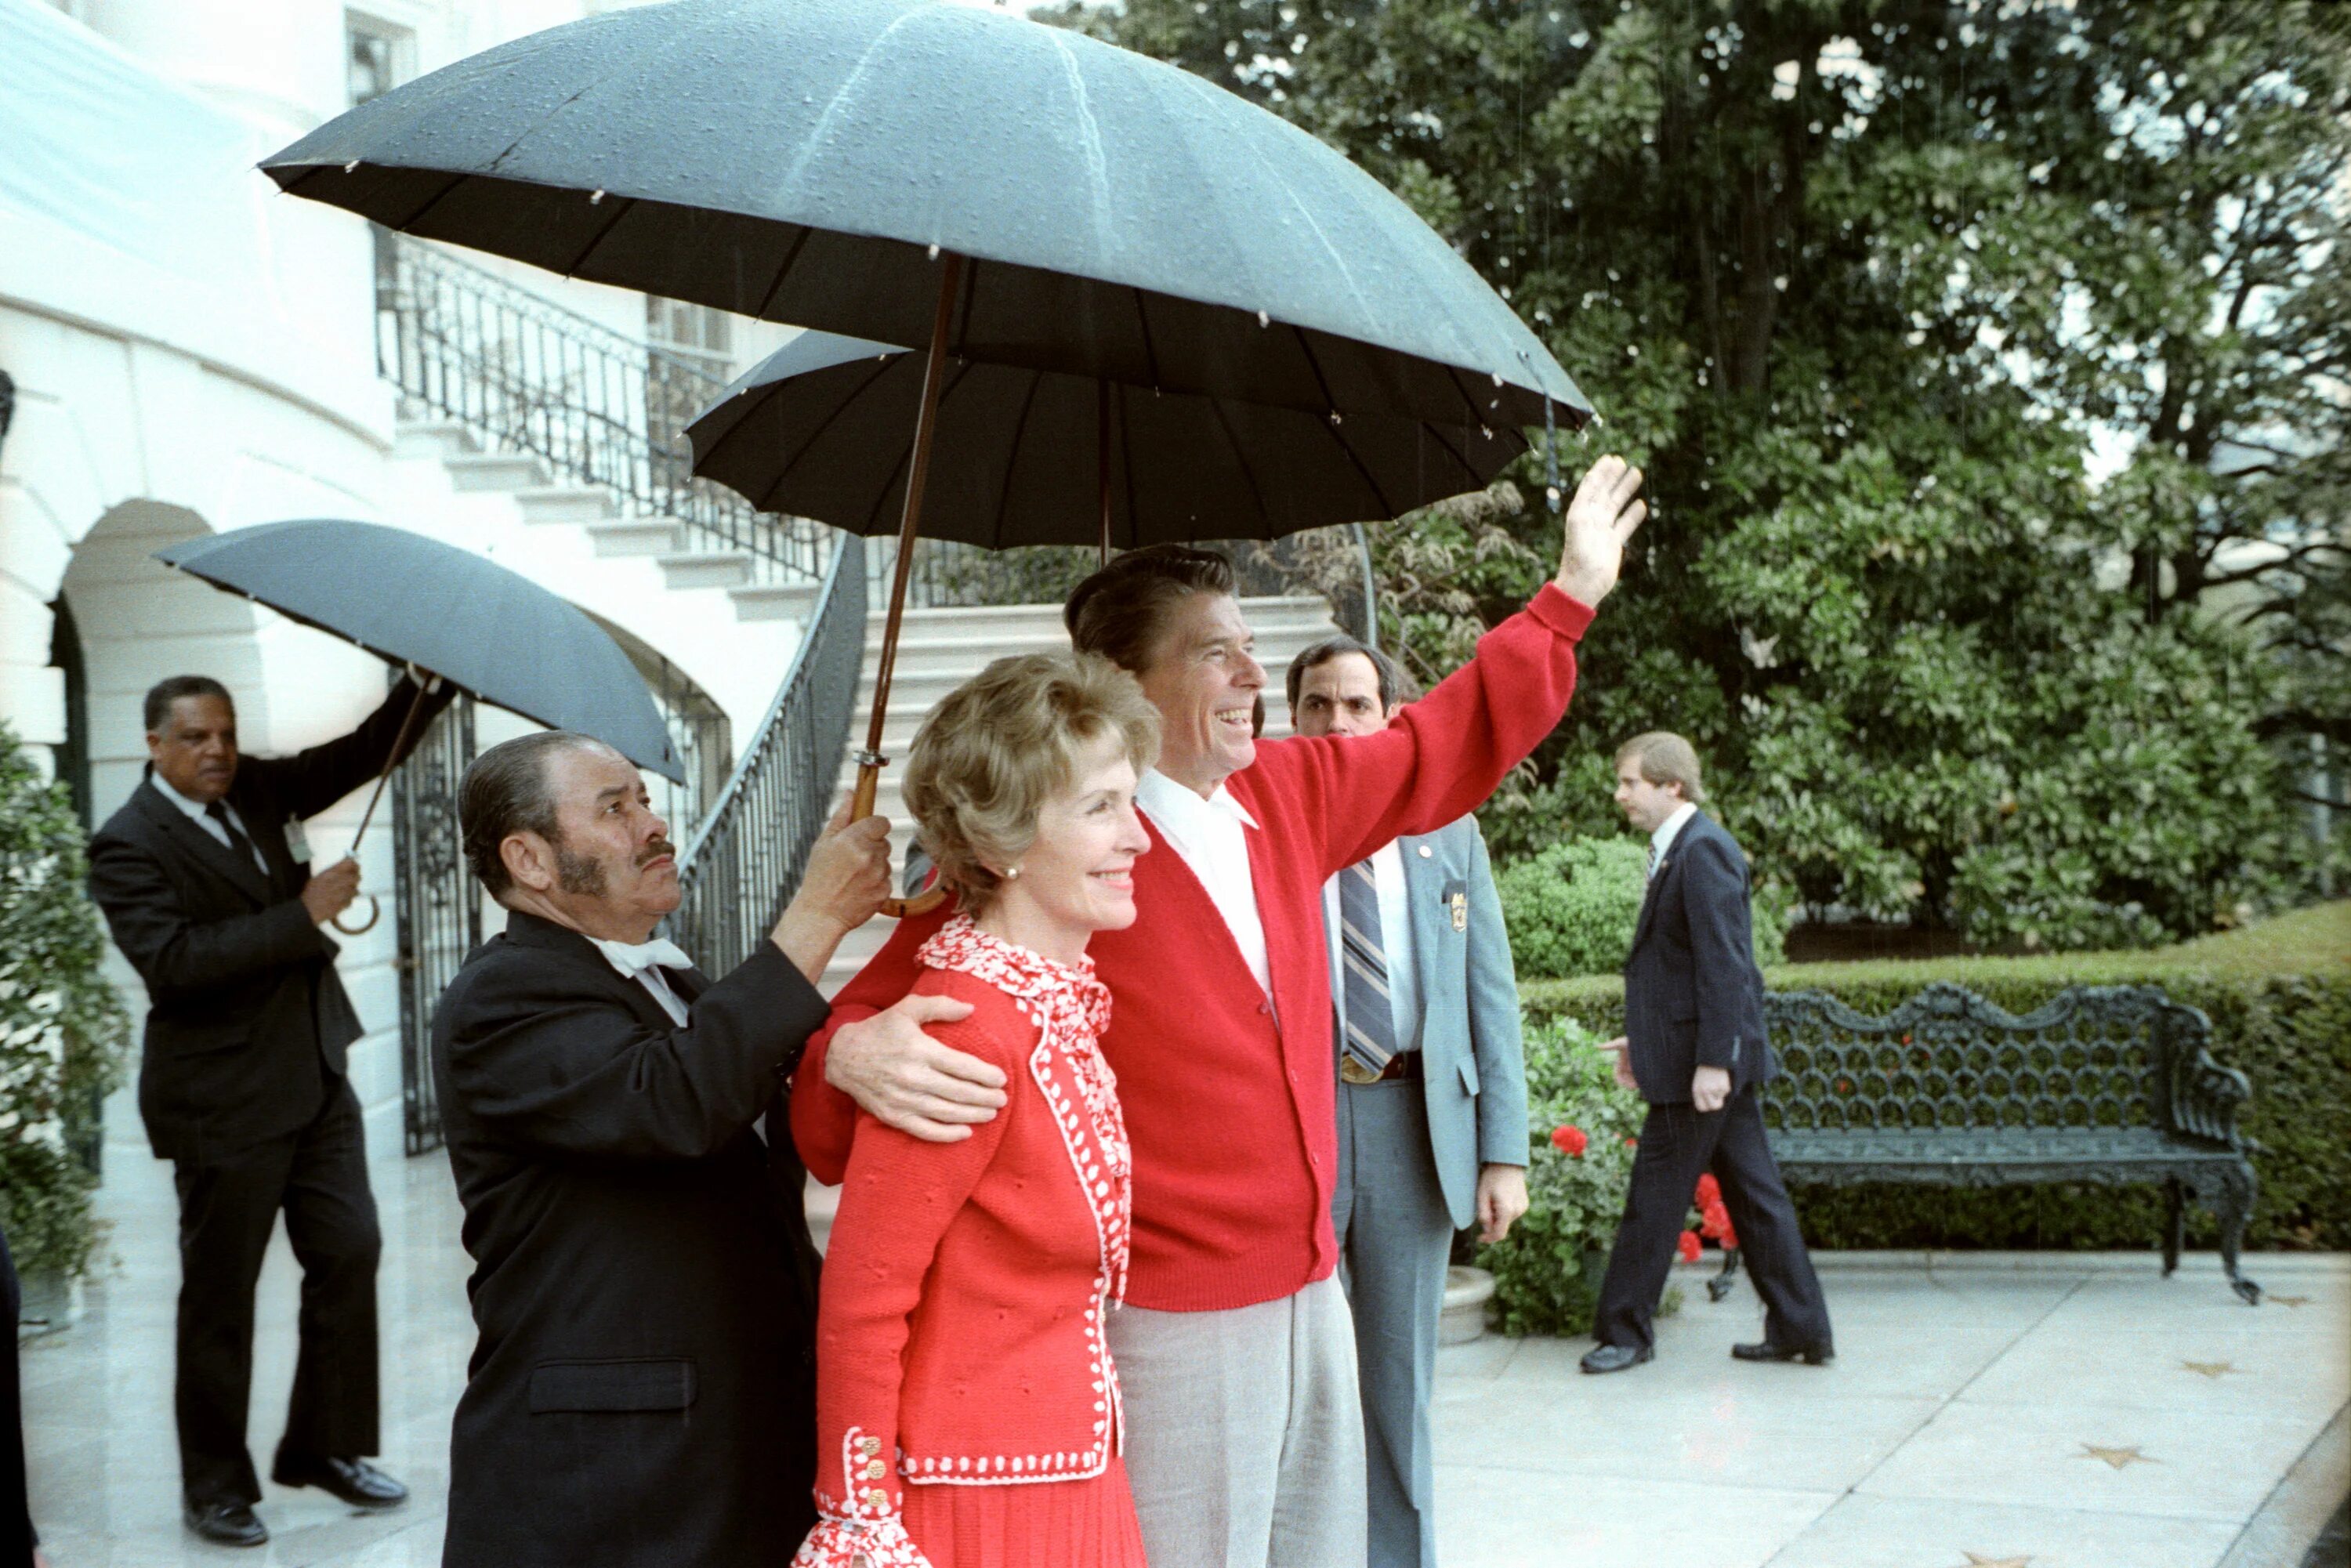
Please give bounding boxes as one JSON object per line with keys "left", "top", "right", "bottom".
{"left": 1134, "top": 590, "right": 1266, "bottom": 796}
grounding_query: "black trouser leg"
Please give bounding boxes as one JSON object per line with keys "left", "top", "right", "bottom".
{"left": 1709, "top": 1090, "right": 1832, "bottom": 1351}
{"left": 3, "top": 1224, "right": 34, "bottom": 1566}
{"left": 173, "top": 1136, "right": 295, "bottom": 1506}
{"left": 274, "top": 1084, "right": 382, "bottom": 1470}
{"left": 1592, "top": 1099, "right": 1725, "bottom": 1352}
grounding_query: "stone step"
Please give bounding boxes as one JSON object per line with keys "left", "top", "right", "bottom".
{"left": 658, "top": 552, "right": 755, "bottom": 591}
{"left": 512, "top": 486, "right": 619, "bottom": 527}
{"left": 730, "top": 581, "right": 822, "bottom": 623}
{"left": 588, "top": 520, "right": 684, "bottom": 558}
{"left": 392, "top": 420, "right": 483, "bottom": 461}
{"left": 443, "top": 451, "right": 552, "bottom": 492}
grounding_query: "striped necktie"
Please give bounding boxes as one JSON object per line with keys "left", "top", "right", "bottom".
{"left": 1646, "top": 840, "right": 1660, "bottom": 883}
{"left": 1337, "top": 859, "right": 1396, "bottom": 1082}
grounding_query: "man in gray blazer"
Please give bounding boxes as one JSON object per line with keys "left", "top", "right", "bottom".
{"left": 1289, "top": 638, "right": 1530, "bottom": 1568}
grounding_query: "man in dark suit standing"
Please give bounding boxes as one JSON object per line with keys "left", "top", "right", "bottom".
{"left": 433, "top": 730, "right": 987, "bottom": 1567}
{"left": 87, "top": 673, "right": 450, "bottom": 1544}
{"left": 1581, "top": 731, "right": 1832, "bottom": 1374}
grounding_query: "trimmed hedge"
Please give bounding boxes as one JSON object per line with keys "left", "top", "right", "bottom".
{"left": 1496, "top": 834, "right": 1787, "bottom": 982}
{"left": 1518, "top": 902, "right": 2351, "bottom": 1251}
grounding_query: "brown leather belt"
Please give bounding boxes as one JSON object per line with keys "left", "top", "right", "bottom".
{"left": 1339, "top": 1050, "right": 1422, "bottom": 1086}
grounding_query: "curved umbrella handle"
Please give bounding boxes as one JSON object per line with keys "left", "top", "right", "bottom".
{"left": 850, "top": 759, "right": 947, "bottom": 920}
{"left": 331, "top": 894, "right": 382, "bottom": 936}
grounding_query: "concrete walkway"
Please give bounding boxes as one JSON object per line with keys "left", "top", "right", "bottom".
{"left": 21, "top": 1151, "right": 2348, "bottom": 1566}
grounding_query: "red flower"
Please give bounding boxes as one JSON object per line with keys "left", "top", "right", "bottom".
{"left": 1719, "top": 1219, "right": 1739, "bottom": 1250}
{"left": 1677, "top": 1231, "right": 1704, "bottom": 1263}
{"left": 1694, "top": 1173, "right": 1722, "bottom": 1208}
{"left": 1699, "top": 1201, "right": 1732, "bottom": 1240}
{"left": 1550, "top": 1124, "right": 1589, "bottom": 1157}
{"left": 1624, "top": 1135, "right": 1639, "bottom": 1148}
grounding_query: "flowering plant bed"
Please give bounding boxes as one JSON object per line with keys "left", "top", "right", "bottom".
{"left": 1476, "top": 1017, "right": 1689, "bottom": 1336}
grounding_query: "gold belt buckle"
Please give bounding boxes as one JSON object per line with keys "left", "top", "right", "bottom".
{"left": 1339, "top": 1056, "right": 1384, "bottom": 1085}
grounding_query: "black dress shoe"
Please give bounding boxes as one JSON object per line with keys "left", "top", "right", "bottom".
{"left": 270, "top": 1455, "right": 410, "bottom": 1508}
{"left": 1579, "top": 1342, "right": 1654, "bottom": 1374}
{"left": 1732, "top": 1339, "right": 1835, "bottom": 1366}
{"left": 184, "top": 1500, "right": 269, "bottom": 1547}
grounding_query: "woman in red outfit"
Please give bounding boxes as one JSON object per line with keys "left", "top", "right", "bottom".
{"left": 791, "top": 653, "right": 1161, "bottom": 1568}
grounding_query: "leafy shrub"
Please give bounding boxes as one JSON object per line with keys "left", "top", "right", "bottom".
{"left": 1497, "top": 833, "right": 1788, "bottom": 980}
{"left": 1472, "top": 1015, "right": 1668, "bottom": 1336}
{"left": 0, "top": 723, "right": 130, "bottom": 1280}
{"left": 1520, "top": 903, "right": 2351, "bottom": 1251}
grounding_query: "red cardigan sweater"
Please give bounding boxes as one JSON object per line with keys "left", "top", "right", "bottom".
{"left": 799, "top": 585, "right": 1594, "bottom": 1311}
{"left": 801, "top": 967, "right": 1128, "bottom": 1515}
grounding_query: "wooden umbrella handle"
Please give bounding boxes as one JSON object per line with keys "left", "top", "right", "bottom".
{"left": 851, "top": 759, "right": 946, "bottom": 919}
{"left": 331, "top": 896, "right": 382, "bottom": 936}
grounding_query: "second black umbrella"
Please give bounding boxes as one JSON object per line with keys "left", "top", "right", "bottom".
{"left": 689, "top": 330, "right": 1526, "bottom": 554}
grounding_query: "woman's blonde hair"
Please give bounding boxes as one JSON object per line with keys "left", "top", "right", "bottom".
{"left": 904, "top": 653, "right": 1161, "bottom": 914}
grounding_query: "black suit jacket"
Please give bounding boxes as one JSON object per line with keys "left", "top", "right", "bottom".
{"left": 1622, "top": 810, "right": 1776, "bottom": 1105}
{"left": 433, "top": 911, "right": 831, "bottom": 1568}
{"left": 86, "top": 679, "right": 447, "bottom": 1163}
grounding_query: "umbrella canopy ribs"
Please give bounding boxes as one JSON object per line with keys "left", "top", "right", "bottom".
{"left": 263, "top": 0, "right": 1596, "bottom": 916}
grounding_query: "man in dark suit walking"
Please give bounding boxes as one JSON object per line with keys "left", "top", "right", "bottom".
{"left": 1581, "top": 732, "right": 1832, "bottom": 1374}
{"left": 433, "top": 731, "right": 990, "bottom": 1567}
{"left": 87, "top": 674, "right": 451, "bottom": 1544}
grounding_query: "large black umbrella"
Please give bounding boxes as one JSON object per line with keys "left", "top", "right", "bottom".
{"left": 688, "top": 330, "right": 1529, "bottom": 550}
{"left": 259, "top": 0, "right": 1586, "bottom": 432}
{"left": 261, "top": 0, "right": 1594, "bottom": 911}
{"left": 158, "top": 520, "right": 684, "bottom": 929}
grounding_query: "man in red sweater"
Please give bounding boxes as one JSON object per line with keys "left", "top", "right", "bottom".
{"left": 806, "top": 457, "right": 1646, "bottom": 1568}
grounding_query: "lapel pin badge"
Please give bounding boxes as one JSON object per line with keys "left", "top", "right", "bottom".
{"left": 1450, "top": 891, "right": 1468, "bottom": 932}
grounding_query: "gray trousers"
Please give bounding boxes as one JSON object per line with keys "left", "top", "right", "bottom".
{"left": 1106, "top": 1273, "right": 1367, "bottom": 1568}
{"left": 1333, "top": 1077, "right": 1454, "bottom": 1568}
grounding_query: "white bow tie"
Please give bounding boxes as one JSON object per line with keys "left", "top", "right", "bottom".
{"left": 591, "top": 936, "right": 694, "bottom": 983}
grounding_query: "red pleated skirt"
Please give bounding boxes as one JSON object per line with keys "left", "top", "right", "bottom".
{"left": 900, "top": 1453, "right": 1149, "bottom": 1567}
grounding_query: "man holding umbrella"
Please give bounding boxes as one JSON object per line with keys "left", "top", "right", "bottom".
{"left": 87, "top": 672, "right": 451, "bottom": 1548}
{"left": 804, "top": 457, "right": 1646, "bottom": 1566}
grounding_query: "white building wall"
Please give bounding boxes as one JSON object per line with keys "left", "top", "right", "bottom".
{"left": 2, "top": 0, "right": 816, "bottom": 1176}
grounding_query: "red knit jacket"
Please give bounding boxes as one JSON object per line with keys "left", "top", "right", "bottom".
{"left": 800, "top": 966, "right": 1128, "bottom": 1518}
{"left": 798, "top": 585, "right": 1594, "bottom": 1311}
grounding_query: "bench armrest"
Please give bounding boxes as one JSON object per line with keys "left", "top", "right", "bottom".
{"left": 2160, "top": 1001, "right": 2251, "bottom": 1150}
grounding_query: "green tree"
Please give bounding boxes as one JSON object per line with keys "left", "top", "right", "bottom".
{"left": 0, "top": 723, "right": 129, "bottom": 1280}
{"left": 1052, "top": 0, "right": 2349, "bottom": 947}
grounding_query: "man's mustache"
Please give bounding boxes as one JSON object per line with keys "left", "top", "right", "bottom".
{"left": 636, "top": 838, "right": 677, "bottom": 867}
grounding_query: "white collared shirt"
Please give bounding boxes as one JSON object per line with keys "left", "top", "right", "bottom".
{"left": 1134, "top": 768, "right": 1271, "bottom": 997}
{"left": 1322, "top": 838, "right": 1422, "bottom": 1053}
{"left": 1649, "top": 802, "right": 1699, "bottom": 875}
{"left": 150, "top": 770, "right": 269, "bottom": 875}
{"left": 586, "top": 936, "right": 694, "bottom": 1028}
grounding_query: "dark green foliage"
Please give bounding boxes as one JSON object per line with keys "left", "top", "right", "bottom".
{"left": 1474, "top": 1016, "right": 1646, "bottom": 1336}
{"left": 1496, "top": 832, "right": 1788, "bottom": 978}
{"left": 1522, "top": 904, "right": 2351, "bottom": 1250}
{"left": 1048, "top": 0, "right": 2351, "bottom": 948}
{"left": 0, "top": 722, "right": 129, "bottom": 1280}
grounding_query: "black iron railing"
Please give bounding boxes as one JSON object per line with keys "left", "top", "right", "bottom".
{"left": 393, "top": 693, "right": 479, "bottom": 1157}
{"left": 869, "top": 524, "right": 1382, "bottom": 645}
{"left": 375, "top": 233, "right": 828, "bottom": 585}
{"left": 667, "top": 531, "right": 868, "bottom": 972}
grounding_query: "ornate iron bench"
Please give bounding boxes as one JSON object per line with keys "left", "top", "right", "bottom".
{"left": 1748, "top": 981, "right": 2262, "bottom": 1304}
